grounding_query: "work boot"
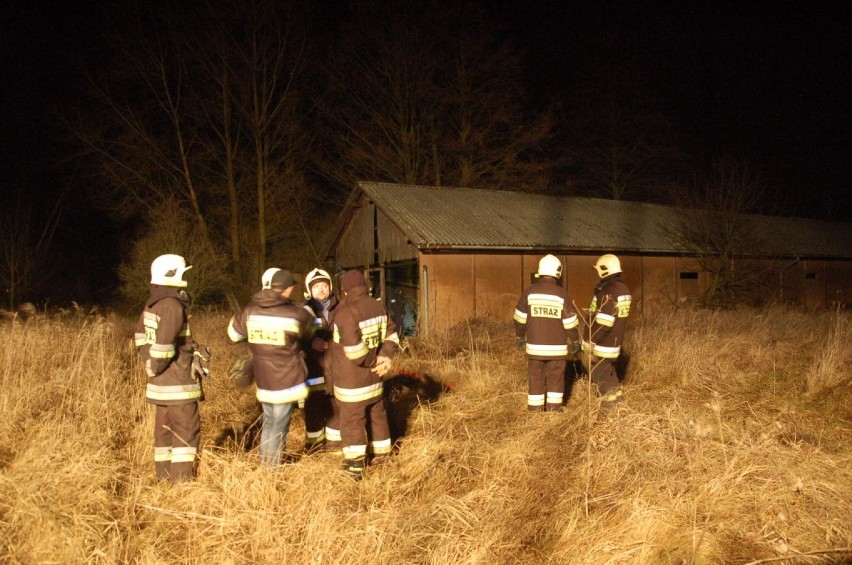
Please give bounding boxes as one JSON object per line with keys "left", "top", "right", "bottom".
{"left": 546, "top": 403, "right": 564, "bottom": 413}
{"left": 343, "top": 457, "right": 366, "bottom": 480}
{"left": 527, "top": 405, "right": 545, "bottom": 413}
{"left": 304, "top": 441, "right": 324, "bottom": 455}
{"left": 323, "top": 441, "right": 343, "bottom": 456}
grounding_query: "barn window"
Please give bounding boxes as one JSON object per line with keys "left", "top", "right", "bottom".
{"left": 679, "top": 271, "right": 699, "bottom": 280}
{"left": 805, "top": 272, "right": 817, "bottom": 280}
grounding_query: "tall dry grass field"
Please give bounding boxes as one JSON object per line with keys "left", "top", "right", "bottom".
{"left": 1, "top": 306, "right": 850, "bottom": 564}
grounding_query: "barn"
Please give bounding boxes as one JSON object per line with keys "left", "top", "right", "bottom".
{"left": 320, "top": 182, "right": 852, "bottom": 335}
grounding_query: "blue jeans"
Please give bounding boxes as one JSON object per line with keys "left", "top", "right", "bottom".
{"left": 259, "top": 402, "right": 295, "bottom": 466}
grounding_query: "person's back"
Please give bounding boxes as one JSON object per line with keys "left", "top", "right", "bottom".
{"left": 590, "top": 275, "right": 631, "bottom": 355}
{"left": 517, "top": 276, "right": 579, "bottom": 359}
{"left": 133, "top": 254, "right": 202, "bottom": 483}
{"left": 514, "top": 255, "right": 580, "bottom": 412}
{"left": 586, "top": 254, "right": 632, "bottom": 408}
{"left": 331, "top": 270, "right": 399, "bottom": 479}
{"left": 331, "top": 285, "right": 397, "bottom": 391}
{"left": 236, "top": 288, "right": 310, "bottom": 402}
{"left": 227, "top": 269, "right": 310, "bottom": 466}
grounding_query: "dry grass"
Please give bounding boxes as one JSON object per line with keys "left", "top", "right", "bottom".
{"left": 1, "top": 305, "right": 850, "bottom": 564}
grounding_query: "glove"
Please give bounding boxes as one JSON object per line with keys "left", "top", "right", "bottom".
{"left": 371, "top": 355, "right": 393, "bottom": 378}
{"left": 228, "top": 356, "right": 254, "bottom": 389}
{"left": 192, "top": 345, "right": 211, "bottom": 382}
{"left": 515, "top": 337, "right": 526, "bottom": 352}
{"left": 570, "top": 341, "right": 581, "bottom": 356}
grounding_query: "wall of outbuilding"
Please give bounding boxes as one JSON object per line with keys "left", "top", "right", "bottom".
{"left": 328, "top": 198, "right": 851, "bottom": 335}
{"left": 419, "top": 253, "right": 666, "bottom": 334}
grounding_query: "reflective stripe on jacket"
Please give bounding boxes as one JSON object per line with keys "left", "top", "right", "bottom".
{"left": 303, "top": 294, "right": 339, "bottom": 389}
{"left": 514, "top": 277, "right": 581, "bottom": 360}
{"left": 134, "top": 285, "right": 201, "bottom": 406}
{"left": 588, "top": 275, "right": 631, "bottom": 358}
{"left": 228, "top": 289, "right": 312, "bottom": 404}
{"left": 331, "top": 286, "right": 399, "bottom": 402}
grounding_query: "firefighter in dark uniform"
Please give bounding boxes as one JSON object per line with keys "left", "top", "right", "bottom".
{"left": 331, "top": 270, "right": 400, "bottom": 479}
{"left": 134, "top": 254, "right": 206, "bottom": 483}
{"left": 514, "top": 254, "right": 582, "bottom": 412}
{"left": 301, "top": 268, "right": 341, "bottom": 453}
{"left": 585, "top": 254, "right": 632, "bottom": 408}
{"left": 227, "top": 269, "right": 312, "bottom": 466}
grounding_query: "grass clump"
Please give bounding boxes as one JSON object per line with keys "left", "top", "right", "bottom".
{"left": 0, "top": 305, "right": 849, "bottom": 563}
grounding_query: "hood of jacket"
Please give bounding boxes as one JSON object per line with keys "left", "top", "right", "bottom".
{"left": 251, "top": 288, "right": 294, "bottom": 309}
{"left": 147, "top": 285, "right": 190, "bottom": 308}
{"left": 596, "top": 273, "right": 624, "bottom": 292}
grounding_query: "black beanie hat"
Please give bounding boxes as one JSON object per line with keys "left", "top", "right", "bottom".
{"left": 269, "top": 269, "right": 295, "bottom": 291}
{"left": 340, "top": 270, "right": 366, "bottom": 292}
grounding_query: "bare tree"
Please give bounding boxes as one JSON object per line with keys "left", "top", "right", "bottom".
{"left": 557, "top": 29, "right": 686, "bottom": 201}
{"left": 72, "top": 1, "right": 318, "bottom": 295}
{"left": 318, "top": 1, "right": 553, "bottom": 193}
{"left": 664, "top": 159, "right": 775, "bottom": 307}
{"left": 0, "top": 197, "right": 61, "bottom": 309}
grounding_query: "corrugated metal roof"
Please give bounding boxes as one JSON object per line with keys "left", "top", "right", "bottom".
{"left": 349, "top": 182, "right": 852, "bottom": 258}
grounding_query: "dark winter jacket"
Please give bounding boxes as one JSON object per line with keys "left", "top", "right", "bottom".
{"left": 303, "top": 294, "right": 340, "bottom": 392}
{"left": 228, "top": 289, "right": 312, "bottom": 404}
{"left": 330, "top": 286, "right": 399, "bottom": 403}
{"left": 514, "top": 276, "right": 581, "bottom": 360}
{"left": 588, "top": 274, "right": 632, "bottom": 358}
{"left": 134, "top": 285, "right": 201, "bottom": 406}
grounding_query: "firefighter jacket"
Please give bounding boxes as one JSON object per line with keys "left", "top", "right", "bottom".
{"left": 330, "top": 286, "right": 400, "bottom": 404}
{"left": 134, "top": 285, "right": 202, "bottom": 406}
{"left": 302, "top": 294, "right": 340, "bottom": 393}
{"left": 227, "top": 289, "right": 312, "bottom": 404}
{"left": 514, "top": 276, "right": 581, "bottom": 360}
{"left": 587, "top": 274, "right": 632, "bottom": 359}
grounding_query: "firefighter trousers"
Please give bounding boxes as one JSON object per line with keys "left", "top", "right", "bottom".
{"left": 339, "top": 396, "right": 391, "bottom": 461}
{"left": 590, "top": 357, "right": 620, "bottom": 396}
{"left": 324, "top": 394, "right": 342, "bottom": 451}
{"left": 153, "top": 402, "right": 200, "bottom": 483}
{"left": 303, "top": 391, "right": 331, "bottom": 450}
{"left": 527, "top": 358, "right": 567, "bottom": 411}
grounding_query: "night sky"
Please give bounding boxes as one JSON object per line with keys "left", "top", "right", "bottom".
{"left": 1, "top": 1, "right": 849, "bottom": 304}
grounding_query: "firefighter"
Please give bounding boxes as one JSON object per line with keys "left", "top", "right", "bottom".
{"left": 134, "top": 254, "right": 207, "bottom": 483}
{"left": 514, "top": 254, "right": 582, "bottom": 412}
{"left": 331, "top": 269, "right": 400, "bottom": 479}
{"left": 227, "top": 269, "right": 312, "bottom": 466}
{"left": 585, "top": 254, "right": 632, "bottom": 408}
{"left": 301, "top": 268, "right": 341, "bottom": 453}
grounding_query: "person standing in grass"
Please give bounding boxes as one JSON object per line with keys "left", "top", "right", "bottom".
{"left": 301, "top": 268, "right": 341, "bottom": 454}
{"left": 227, "top": 269, "right": 312, "bottom": 466}
{"left": 331, "top": 269, "right": 400, "bottom": 479}
{"left": 585, "top": 254, "right": 632, "bottom": 409}
{"left": 514, "top": 254, "right": 582, "bottom": 412}
{"left": 134, "top": 254, "right": 206, "bottom": 483}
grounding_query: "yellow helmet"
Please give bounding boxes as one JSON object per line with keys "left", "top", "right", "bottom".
{"left": 594, "top": 254, "right": 622, "bottom": 278}
{"left": 537, "top": 254, "right": 562, "bottom": 278}
{"left": 150, "top": 254, "right": 191, "bottom": 287}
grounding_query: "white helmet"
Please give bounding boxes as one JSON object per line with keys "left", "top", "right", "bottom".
{"left": 537, "top": 254, "right": 562, "bottom": 278}
{"left": 261, "top": 268, "right": 281, "bottom": 290}
{"left": 303, "top": 268, "right": 333, "bottom": 299}
{"left": 305, "top": 268, "right": 333, "bottom": 293}
{"left": 594, "top": 254, "right": 622, "bottom": 278}
{"left": 150, "top": 254, "right": 191, "bottom": 287}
